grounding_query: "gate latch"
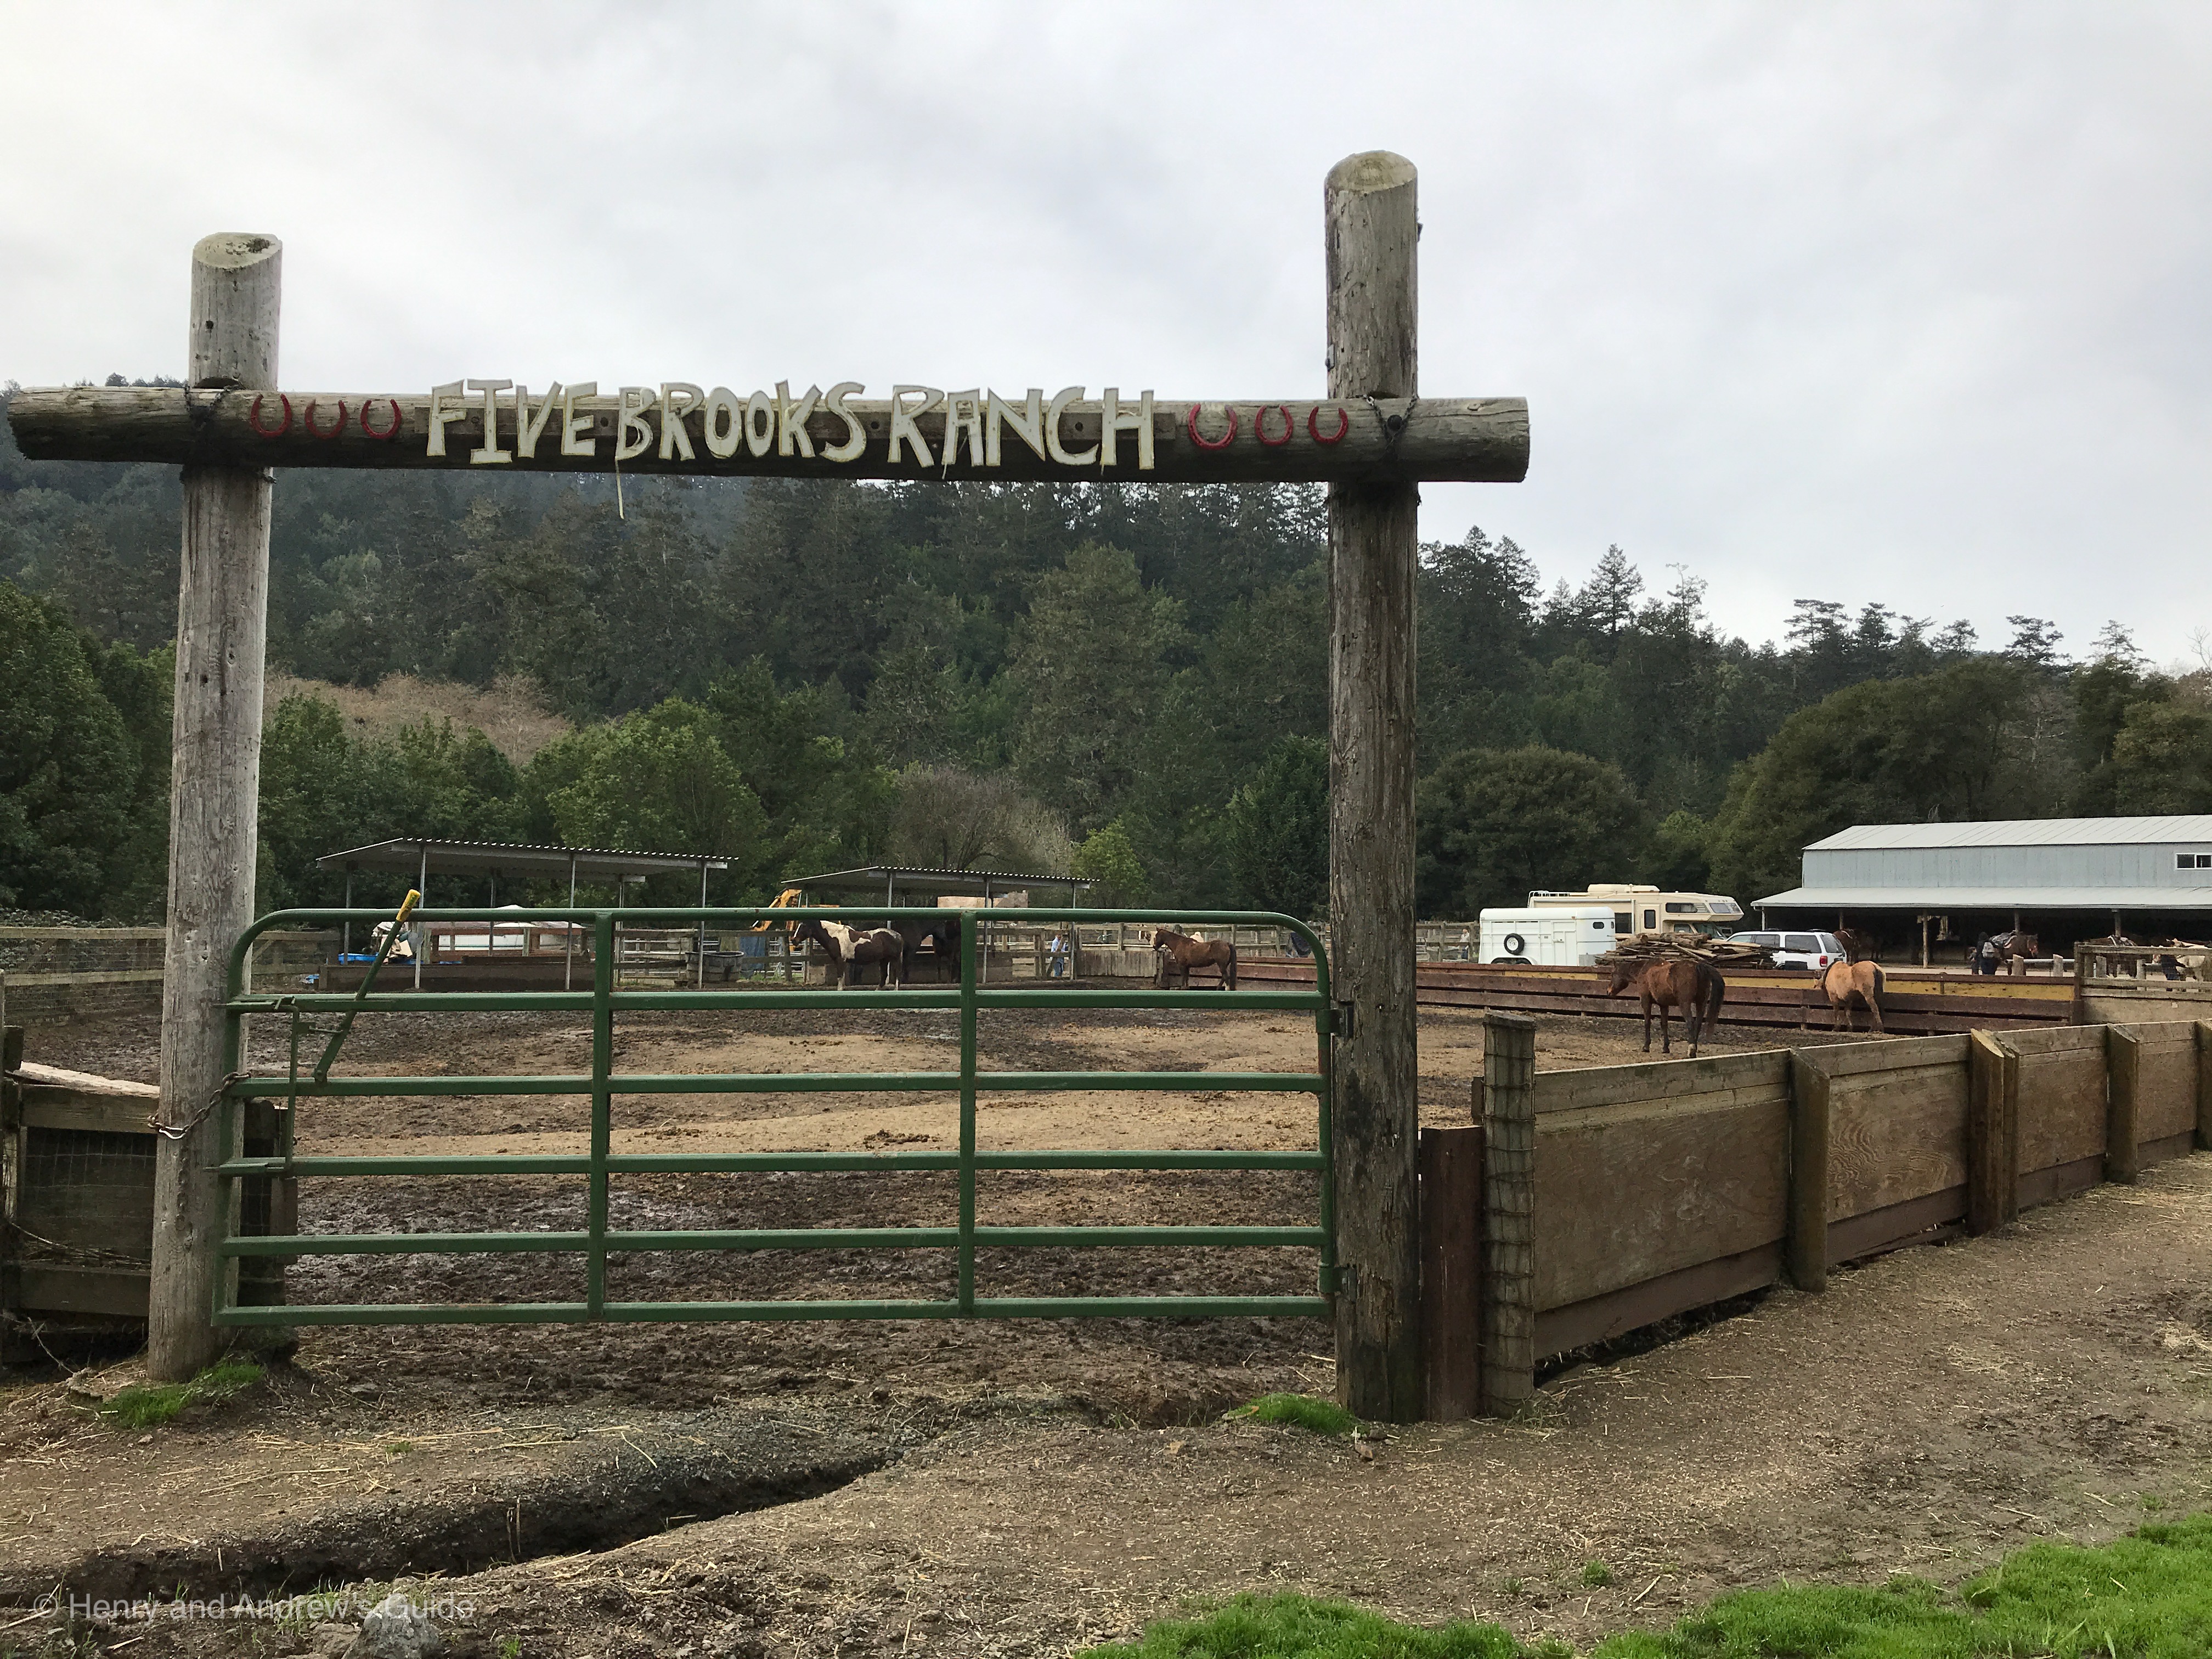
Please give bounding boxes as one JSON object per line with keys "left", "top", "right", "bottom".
{"left": 1333, "top": 1000, "right": 1356, "bottom": 1040}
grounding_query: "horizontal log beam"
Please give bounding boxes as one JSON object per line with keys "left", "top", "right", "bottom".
{"left": 5, "top": 386, "right": 1530, "bottom": 484}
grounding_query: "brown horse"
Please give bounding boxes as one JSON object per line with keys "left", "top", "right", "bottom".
{"left": 1836, "top": 927, "right": 1880, "bottom": 963}
{"left": 1974, "top": 930, "right": 2040, "bottom": 977}
{"left": 792, "top": 918, "right": 907, "bottom": 988}
{"left": 1812, "top": 960, "right": 1886, "bottom": 1033}
{"left": 1154, "top": 927, "right": 1237, "bottom": 990}
{"left": 1606, "top": 959, "right": 1725, "bottom": 1056}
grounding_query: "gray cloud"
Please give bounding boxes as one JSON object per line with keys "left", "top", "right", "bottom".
{"left": 5, "top": 1, "right": 2205, "bottom": 656}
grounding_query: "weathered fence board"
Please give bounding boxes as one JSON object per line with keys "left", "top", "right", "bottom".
{"left": 1533, "top": 1087, "right": 1790, "bottom": 1314}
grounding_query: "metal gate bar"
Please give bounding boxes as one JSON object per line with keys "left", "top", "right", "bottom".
{"left": 210, "top": 906, "right": 1333, "bottom": 1327}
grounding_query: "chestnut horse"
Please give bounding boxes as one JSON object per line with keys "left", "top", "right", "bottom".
{"left": 1812, "top": 960, "right": 1886, "bottom": 1033}
{"left": 792, "top": 918, "right": 907, "bottom": 988}
{"left": 1605, "top": 958, "right": 1725, "bottom": 1056}
{"left": 1973, "top": 931, "right": 2040, "bottom": 977}
{"left": 1154, "top": 927, "right": 1237, "bottom": 990}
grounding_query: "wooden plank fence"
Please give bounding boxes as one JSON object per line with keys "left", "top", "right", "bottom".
{"left": 1420, "top": 1015, "right": 2212, "bottom": 1419}
{"left": 1242, "top": 956, "right": 2072, "bottom": 1035}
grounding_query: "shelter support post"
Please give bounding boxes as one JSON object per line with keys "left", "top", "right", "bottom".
{"left": 150, "top": 232, "right": 281, "bottom": 1381}
{"left": 1786, "top": 1052, "right": 1831, "bottom": 1291}
{"left": 699, "top": 861, "right": 709, "bottom": 988}
{"left": 1477, "top": 1012, "right": 1534, "bottom": 1416}
{"left": 342, "top": 871, "right": 353, "bottom": 956}
{"left": 1325, "top": 150, "right": 1425, "bottom": 1423}
{"left": 565, "top": 856, "right": 577, "bottom": 990}
{"left": 414, "top": 846, "right": 426, "bottom": 990}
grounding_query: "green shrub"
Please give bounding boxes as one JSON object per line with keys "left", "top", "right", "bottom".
{"left": 99, "top": 1360, "right": 264, "bottom": 1431}
{"left": 1226, "top": 1393, "right": 1358, "bottom": 1437}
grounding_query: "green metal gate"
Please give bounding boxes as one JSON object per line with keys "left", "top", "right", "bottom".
{"left": 211, "top": 907, "right": 1334, "bottom": 1327}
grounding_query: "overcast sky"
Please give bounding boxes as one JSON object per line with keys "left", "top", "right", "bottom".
{"left": 5, "top": 3, "right": 2206, "bottom": 661}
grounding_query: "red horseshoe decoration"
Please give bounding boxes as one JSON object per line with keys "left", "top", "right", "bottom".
{"left": 303, "top": 398, "right": 348, "bottom": 439}
{"left": 358, "top": 398, "right": 403, "bottom": 440}
{"left": 247, "top": 393, "right": 292, "bottom": 438}
{"left": 1187, "top": 402, "right": 1238, "bottom": 450}
{"left": 1255, "top": 404, "right": 1294, "bottom": 447}
{"left": 1308, "top": 404, "right": 1350, "bottom": 444}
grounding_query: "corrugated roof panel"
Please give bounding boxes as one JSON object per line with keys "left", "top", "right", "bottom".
{"left": 1805, "top": 816, "right": 2212, "bottom": 852}
{"left": 1754, "top": 885, "right": 2212, "bottom": 910}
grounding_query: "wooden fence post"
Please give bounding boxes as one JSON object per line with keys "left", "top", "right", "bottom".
{"left": 1966, "top": 1031, "right": 2017, "bottom": 1233}
{"left": 2105, "top": 1025, "right": 2141, "bottom": 1184}
{"left": 1326, "top": 150, "right": 1424, "bottom": 1423}
{"left": 2196, "top": 1023, "right": 2212, "bottom": 1152}
{"left": 1786, "top": 1052, "right": 1831, "bottom": 1291}
{"left": 1479, "top": 1012, "right": 1536, "bottom": 1416}
{"left": 149, "top": 233, "right": 281, "bottom": 1381}
{"left": 1418, "top": 1124, "right": 1484, "bottom": 1421}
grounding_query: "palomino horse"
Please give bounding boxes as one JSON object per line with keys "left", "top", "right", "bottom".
{"left": 1812, "top": 960, "right": 1886, "bottom": 1033}
{"left": 1154, "top": 927, "right": 1237, "bottom": 990}
{"left": 792, "top": 918, "right": 907, "bottom": 988}
{"left": 1605, "top": 959, "right": 1725, "bottom": 1056}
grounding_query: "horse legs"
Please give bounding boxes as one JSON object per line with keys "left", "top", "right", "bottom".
{"left": 1641, "top": 992, "right": 1654, "bottom": 1052}
{"left": 1865, "top": 992, "right": 1883, "bottom": 1034}
{"left": 1657, "top": 997, "right": 1672, "bottom": 1054}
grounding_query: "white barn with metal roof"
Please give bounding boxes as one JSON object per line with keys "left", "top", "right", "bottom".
{"left": 1756, "top": 815, "right": 2212, "bottom": 951}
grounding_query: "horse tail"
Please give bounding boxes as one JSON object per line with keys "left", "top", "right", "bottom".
{"left": 1225, "top": 941, "right": 1238, "bottom": 992}
{"left": 1870, "top": 964, "right": 1884, "bottom": 1000}
{"left": 1703, "top": 966, "right": 1726, "bottom": 1026}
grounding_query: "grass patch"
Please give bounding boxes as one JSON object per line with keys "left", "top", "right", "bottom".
{"left": 1582, "top": 1562, "right": 1615, "bottom": 1589}
{"left": 1226, "top": 1393, "right": 1358, "bottom": 1438}
{"left": 98, "top": 1360, "right": 264, "bottom": 1430}
{"left": 1084, "top": 1515, "right": 2212, "bottom": 1657}
{"left": 1082, "top": 1593, "right": 1531, "bottom": 1657}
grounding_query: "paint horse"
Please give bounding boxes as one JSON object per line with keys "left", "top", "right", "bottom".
{"left": 1153, "top": 927, "right": 1237, "bottom": 991}
{"left": 1605, "top": 958, "right": 1725, "bottom": 1056}
{"left": 792, "top": 918, "right": 907, "bottom": 989}
{"left": 1813, "top": 959, "right": 1886, "bottom": 1034}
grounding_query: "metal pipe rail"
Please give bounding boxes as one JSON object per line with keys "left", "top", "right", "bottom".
{"left": 211, "top": 906, "right": 1334, "bottom": 1328}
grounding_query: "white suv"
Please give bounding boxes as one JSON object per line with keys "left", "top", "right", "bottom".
{"left": 1729, "top": 930, "right": 1846, "bottom": 972}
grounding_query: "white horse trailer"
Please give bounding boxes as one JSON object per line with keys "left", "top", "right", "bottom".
{"left": 1479, "top": 906, "right": 1617, "bottom": 966}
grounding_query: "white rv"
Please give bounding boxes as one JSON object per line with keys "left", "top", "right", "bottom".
{"left": 1479, "top": 906, "right": 1618, "bottom": 966}
{"left": 1527, "top": 884, "right": 1742, "bottom": 940}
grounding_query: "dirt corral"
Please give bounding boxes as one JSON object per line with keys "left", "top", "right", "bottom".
{"left": 5, "top": 1002, "right": 2205, "bottom": 1658}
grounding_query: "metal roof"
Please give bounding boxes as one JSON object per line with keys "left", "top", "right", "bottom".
{"left": 785, "top": 865, "right": 1088, "bottom": 896}
{"left": 1755, "top": 886, "right": 2212, "bottom": 911}
{"left": 319, "top": 838, "right": 732, "bottom": 879}
{"left": 1806, "top": 816, "right": 2212, "bottom": 852}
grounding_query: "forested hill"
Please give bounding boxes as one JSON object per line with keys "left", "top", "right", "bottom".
{"left": 3, "top": 381, "right": 2203, "bottom": 926}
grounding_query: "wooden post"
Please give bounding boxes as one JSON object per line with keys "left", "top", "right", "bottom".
{"left": 150, "top": 232, "right": 281, "bottom": 1381}
{"left": 1478, "top": 1012, "right": 1535, "bottom": 1416}
{"left": 1418, "top": 1124, "right": 1484, "bottom": 1421}
{"left": 1326, "top": 150, "right": 1424, "bottom": 1423}
{"left": 1786, "top": 1052, "right": 1831, "bottom": 1291}
{"left": 2105, "top": 1025, "right": 2141, "bottom": 1184}
{"left": 1966, "top": 1031, "right": 2018, "bottom": 1234}
{"left": 2197, "top": 1023, "right": 2212, "bottom": 1152}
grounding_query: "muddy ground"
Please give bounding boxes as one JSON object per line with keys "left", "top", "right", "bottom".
{"left": 4, "top": 1002, "right": 2207, "bottom": 1657}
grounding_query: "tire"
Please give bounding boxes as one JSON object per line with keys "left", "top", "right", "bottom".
{"left": 1502, "top": 933, "right": 1526, "bottom": 956}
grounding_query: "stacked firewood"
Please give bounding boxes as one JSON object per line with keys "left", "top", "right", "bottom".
{"left": 1599, "top": 934, "right": 1775, "bottom": 969}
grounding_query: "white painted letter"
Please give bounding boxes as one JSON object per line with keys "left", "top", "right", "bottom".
{"left": 942, "top": 390, "right": 984, "bottom": 468}
{"left": 820, "top": 382, "right": 867, "bottom": 463}
{"left": 744, "top": 390, "right": 775, "bottom": 459}
{"left": 560, "top": 382, "right": 601, "bottom": 456}
{"left": 776, "top": 382, "right": 821, "bottom": 458}
{"left": 888, "top": 386, "right": 943, "bottom": 467}
{"left": 467, "top": 379, "right": 514, "bottom": 465}
{"left": 1099, "top": 388, "right": 1155, "bottom": 471}
{"left": 658, "top": 383, "right": 704, "bottom": 462}
{"left": 516, "top": 384, "right": 564, "bottom": 459}
{"left": 985, "top": 388, "right": 1046, "bottom": 467}
{"left": 1046, "top": 386, "right": 1097, "bottom": 467}
{"left": 426, "top": 380, "right": 467, "bottom": 458}
{"left": 702, "top": 387, "right": 742, "bottom": 459}
{"left": 616, "top": 386, "right": 657, "bottom": 461}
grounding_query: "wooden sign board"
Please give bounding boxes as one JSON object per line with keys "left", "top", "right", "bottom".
{"left": 7, "top": 383, "right": 1528, "bottom": 484}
